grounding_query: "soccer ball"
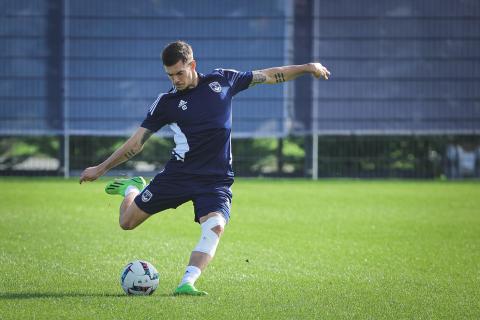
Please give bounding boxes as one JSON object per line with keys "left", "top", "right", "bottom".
{"left": 120, "top": 260, "right": 159, "bottom": 295}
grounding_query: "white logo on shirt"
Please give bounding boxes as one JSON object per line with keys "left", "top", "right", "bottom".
{"left": 209, "top": 82, "right": 222, "bottom": 93}
{"left": 178, "top": 99, "right": 188, "bottom": 110}
{"left": 141, "top": 190, "right": 153, "bottom": 202}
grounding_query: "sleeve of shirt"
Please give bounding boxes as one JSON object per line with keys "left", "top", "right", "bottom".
{"left": 217, "top": 69, "right": 253, "bottom": 96}
{"left": 140, "top": 93, "right": 169, "bottom": 132}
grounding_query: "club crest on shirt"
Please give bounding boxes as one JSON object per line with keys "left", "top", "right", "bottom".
{"left": 141, "top": 190, "right": 153, "bottom": 202}
{"left": 209, "top": 82, "right": 222, "bottom": 93}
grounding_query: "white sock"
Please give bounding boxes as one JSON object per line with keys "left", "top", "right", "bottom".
{"left": 179, "top": 265, "right": 201, "bottom": 286}
{"left": 124, "top": 185, "right": 140, "bottom": 197}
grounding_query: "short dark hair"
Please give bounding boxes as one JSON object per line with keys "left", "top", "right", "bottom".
{"left": 162, "top": 41, "right": 193, "bottom": 66}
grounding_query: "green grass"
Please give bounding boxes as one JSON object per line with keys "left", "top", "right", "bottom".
{"left": 0, "top": 178, "right": 479, "bottom": 319}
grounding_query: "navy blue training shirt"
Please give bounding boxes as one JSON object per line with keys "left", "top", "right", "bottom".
{"left": 141, "top": 69, "right": 253, "bottom": 177}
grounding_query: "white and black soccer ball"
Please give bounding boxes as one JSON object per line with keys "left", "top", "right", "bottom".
{"left": 120, "top": 260, "right": 159, "bottom": 295}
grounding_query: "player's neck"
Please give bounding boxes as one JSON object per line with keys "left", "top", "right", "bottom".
{"left": 187, "top": 72, "right": 199, "bottom": 90}
{"left": 176, "top": 72, "right": 199, "bottom": 93}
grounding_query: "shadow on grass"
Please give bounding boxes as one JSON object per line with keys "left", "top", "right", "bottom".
{"left": 0, "top": 292, "right": 173, "bottom": 300}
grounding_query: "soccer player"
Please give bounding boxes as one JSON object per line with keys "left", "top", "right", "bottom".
{"left": 79, "top": 40, "right": 330, "bottom": 296}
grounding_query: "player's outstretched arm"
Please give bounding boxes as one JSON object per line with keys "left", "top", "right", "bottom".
{"left": 79, "top": 127, "right": 153, "bottom": 184}
{"left": 249, "top": 62, "right": 330, "bottom": 86}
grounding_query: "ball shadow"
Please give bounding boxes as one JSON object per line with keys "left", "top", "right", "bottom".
{"left": 0, "top": 292, "right": 173, "bottom": 300}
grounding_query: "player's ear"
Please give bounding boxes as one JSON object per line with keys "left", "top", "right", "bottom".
{"left": 190, "top": 59, "right": 196, "bottom": 71}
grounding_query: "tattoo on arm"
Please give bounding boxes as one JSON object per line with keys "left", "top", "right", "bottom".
{"left": 250, "top": 71, "right": 267, "bottom": 87}
{"left": 141, "top": 130, "right": 153, "bottom": 145}
{"left": 125, "top": 149, "right": 136, "bottom": 159}
{"left": 274, "top": 73, "right": 286, "bottom": 83}
{"left": 124, "top": 129, "right": 152, "bottom": 160}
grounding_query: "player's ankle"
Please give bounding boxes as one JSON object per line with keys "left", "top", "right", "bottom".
{"left": 179, "top": 265, "right": 201, "bottom": 287}
{"left": 124, "top": 185, "right": 140, "bottom": 197}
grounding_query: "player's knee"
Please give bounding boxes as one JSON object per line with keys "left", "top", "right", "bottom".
{"left": 120, "top": 203, "right": 150, "bottom": 231}
{"left": 119, "top": 219, "right": 135, "bottom": 230}
{"left": 194, "top": 215, "right": 226, "bottom": 257}
{"left": 211, "top": 224, "right": 224, "bottom": 237}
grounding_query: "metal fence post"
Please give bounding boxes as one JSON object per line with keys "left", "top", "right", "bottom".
{"left": 311, "top": 0, "right": 320, "bottom": 180}
{"left": 63, "top": 0, "right": 70, "bottom": 178}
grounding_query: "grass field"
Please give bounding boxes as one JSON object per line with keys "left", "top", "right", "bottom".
{"left": 0, "top": 178, "right": 479, "bottom": 319}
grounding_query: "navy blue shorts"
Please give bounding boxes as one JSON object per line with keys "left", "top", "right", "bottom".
{"left": 134, "top": 171, "right": 233, "bottom": 223}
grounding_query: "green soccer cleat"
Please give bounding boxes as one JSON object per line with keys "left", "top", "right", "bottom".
{"left": 104, "top": 176, "right": 146, "bottom": 196}
{"left": 174, "top": 283, "right": 208, "bottom": 296}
